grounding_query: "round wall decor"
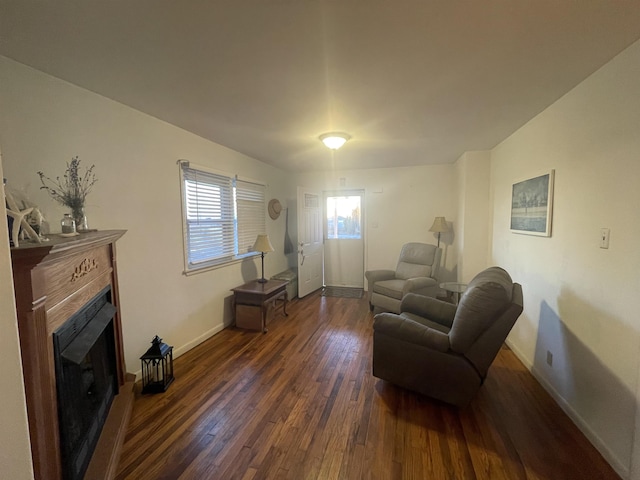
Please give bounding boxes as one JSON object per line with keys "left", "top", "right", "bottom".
{"left": 268, "top": 199, "right": 282, "bottom": 220}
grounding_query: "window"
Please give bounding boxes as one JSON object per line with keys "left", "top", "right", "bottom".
{"left": 326, "top": 195, "right": 361, "bottom": 239}
{"left": 179, "top": 161, "right": 266, "bottom": 273}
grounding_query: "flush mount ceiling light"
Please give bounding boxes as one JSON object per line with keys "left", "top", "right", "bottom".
{"left": 319, "top": 132, "right": 351, "bottom": 150}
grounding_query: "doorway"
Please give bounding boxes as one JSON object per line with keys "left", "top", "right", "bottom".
{"left": 297, "top": 186, "right": 324, "bottom": 298}
{"left": 323, "top": 190, "right": 364, "bottom": 288}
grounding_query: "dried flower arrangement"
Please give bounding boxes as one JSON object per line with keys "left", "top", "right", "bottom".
{"left": 38, "top": 156, "right": 97, "bottom": 230}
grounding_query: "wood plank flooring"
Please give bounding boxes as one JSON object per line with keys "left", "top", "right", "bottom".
{"left": 116, "top": 292, "right": 620, "bottom": 479}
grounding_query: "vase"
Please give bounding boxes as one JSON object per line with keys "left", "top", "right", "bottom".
{"left": 61, "top": 214, "right": 76, "bottom": 234}
{"left": 72, "top": 206, "right": 89, "bottom": 232}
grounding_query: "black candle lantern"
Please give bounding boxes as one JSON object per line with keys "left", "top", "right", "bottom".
{"left": 140, "top": 335, "right": 174, "bottom": 394}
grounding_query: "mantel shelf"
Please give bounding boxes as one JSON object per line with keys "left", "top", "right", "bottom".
{"left": 11, "top": 229, "right": 126, "bottom": 266}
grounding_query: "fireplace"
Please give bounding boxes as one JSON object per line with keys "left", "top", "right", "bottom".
{"left": 53, "top": 286, "right": 118, "bottom": 480}
{"left": 10, "top": 230, "right": 133, "bottom": 480}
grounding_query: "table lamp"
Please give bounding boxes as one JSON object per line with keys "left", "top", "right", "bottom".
{"left": 253, "top": 234, "right": 274, "bottom": 283}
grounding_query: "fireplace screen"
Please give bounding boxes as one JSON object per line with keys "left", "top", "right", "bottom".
{"left": 53, "top": 286, "right": 119, "bottom": 480}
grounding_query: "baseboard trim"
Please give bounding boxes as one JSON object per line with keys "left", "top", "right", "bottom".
{"left": 173, "top": 323, "right": 228, "bottom": 358}
{"left": 505, "top": 339, "right": 629, "bottom": 479}
{"left": 132, "top": 323, "right": 228, "bottom": 379}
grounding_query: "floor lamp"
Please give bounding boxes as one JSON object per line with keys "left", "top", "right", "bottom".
{"left": 429, "top": 217, "right": 448, "bottom": 248}
{"left": 253, "top": 234, "right": 274, "bottom": 283}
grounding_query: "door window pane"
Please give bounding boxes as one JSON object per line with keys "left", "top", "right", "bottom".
{"left": 326, "top": 196, "right": 361, "bottom": 239}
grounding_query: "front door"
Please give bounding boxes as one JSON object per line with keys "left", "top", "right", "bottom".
{"left": 323, "top": 191, "right": 364, "bottom": 288}
{"left": 297, "top": 186, "right": 323, "bottom": 297}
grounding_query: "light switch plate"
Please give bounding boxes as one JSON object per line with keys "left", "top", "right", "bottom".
{"left": 600, "top": 228, "right": 610, "bottom": 249}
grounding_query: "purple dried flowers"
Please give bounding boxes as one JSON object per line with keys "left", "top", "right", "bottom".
{"left": 37, "top": 156, "right": 97, "bottom": 211}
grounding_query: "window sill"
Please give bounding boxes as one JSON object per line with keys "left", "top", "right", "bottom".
{"left": 183, "top": 253, "right": 260, "bottom": 276}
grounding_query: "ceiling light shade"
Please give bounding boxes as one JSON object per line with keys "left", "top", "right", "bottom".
{"left": 319, "top": 132, "right": 351, "bottom": 150}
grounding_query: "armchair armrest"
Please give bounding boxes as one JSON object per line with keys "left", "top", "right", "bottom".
{"left": 373, "top": 313, "right": 450, "bottom": 352}
{"left": 365, "top": 269, "right": 397, "bottom": 305}
{"left": 401, "top": 293, "right": 456, "bottom": 329}
{"left": 402, "top": 277, "right": 437, "bottom": 295}
{"left": 365, "top": 269, "right": 396, "bottom": 285}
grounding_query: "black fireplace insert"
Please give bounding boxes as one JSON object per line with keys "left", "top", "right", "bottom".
{"left": 53, "top": 285, "right": 119, "bottom": 480}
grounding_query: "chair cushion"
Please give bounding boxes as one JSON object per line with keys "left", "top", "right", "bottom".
{"left": 466, "top": 266, "right": 514, "bottom": 298}
{"left": 395, "top": 243, "right": 437, "bottom": 280}
{"left": 374, "top": 313, "right": 450, "bottom": 352}
{"left": 396, "top": 262, "right": 431, "bottom": 280}
{"left": 400, "top": 312, "right": 451, "bottom": 334}
{"left": 449, "top": 267, "right": 513, "bottom": 353}
{"left": 373, "top": 279, "right": 406, "bottom": 300}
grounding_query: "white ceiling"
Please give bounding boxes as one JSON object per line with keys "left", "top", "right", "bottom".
{"left": 2, "top": 1, "right": 640, "bottom": 172}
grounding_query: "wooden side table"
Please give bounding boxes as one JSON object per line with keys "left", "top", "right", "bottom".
{"left": 232, "top": 279, "right": 288, "bottom": 333}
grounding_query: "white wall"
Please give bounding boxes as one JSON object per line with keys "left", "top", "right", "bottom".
{"left": 0, "top": 56, "right": 294, "bottom": 377}
{"left": 295, "top": 164, "right": 458, "bottom": 285}
{"left": 0, "top": 156, "right": 35, "bottom": 479}
{"left": 454, "top": 151, "right": 491, "bottom": 282}
{"left": 490, "top": 40, "right": 640, "bottom": 477}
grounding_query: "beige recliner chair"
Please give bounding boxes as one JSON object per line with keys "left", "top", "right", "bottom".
{"left": 372, "top": 266, "right": 523, "bottom": 407}
{"left": 365, "top": 242, "right": 441, "bottom": 314}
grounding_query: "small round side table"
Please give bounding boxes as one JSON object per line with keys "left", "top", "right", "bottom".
{"left": 439, "top": 282, "right": 468, "bottom": 305}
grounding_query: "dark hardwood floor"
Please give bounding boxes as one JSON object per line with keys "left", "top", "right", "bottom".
{"left": 116, "top": 292, "right": 620, "bottom": 479}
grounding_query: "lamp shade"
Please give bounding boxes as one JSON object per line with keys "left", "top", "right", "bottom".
{"left": 429, "top": 217, "right": 449, "bottom": 233}
{"left": 319, "top": 132, "right": 351, "bottom": 150}
{"left": 253, "top": 234, "right": 274, "bottom": 253}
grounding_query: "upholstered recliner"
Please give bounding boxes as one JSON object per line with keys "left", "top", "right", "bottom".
{"left": 365, "top": 243, "right": 442, "bottom": 314}
{"left": 372, "top": 266, "right": 523, "bottom": 407}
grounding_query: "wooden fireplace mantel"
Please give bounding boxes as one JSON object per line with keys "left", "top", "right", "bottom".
{"left": 11, "top": 230, "right": 133, "bottom": 480}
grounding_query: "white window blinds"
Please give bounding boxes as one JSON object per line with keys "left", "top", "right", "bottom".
{"left": 236, "top": 179, "right": 266, "bottom": 256}
{"left": 179, "top": 161, "right": 266, "bottom": 273}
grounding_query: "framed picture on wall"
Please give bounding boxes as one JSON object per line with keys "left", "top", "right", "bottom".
{"left": 510, "top": 170, "right": 555, "bottom": 236}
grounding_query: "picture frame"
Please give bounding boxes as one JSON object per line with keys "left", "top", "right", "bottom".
{"left": 510, "top": 170, "right": 555, "bottom": 237}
